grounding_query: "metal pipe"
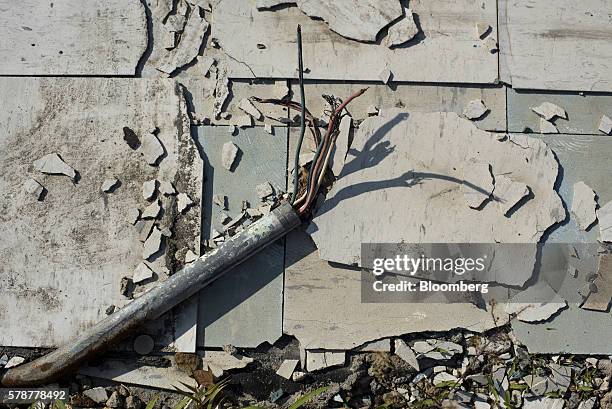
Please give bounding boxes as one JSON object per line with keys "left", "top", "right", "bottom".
{"left": 1, "top": 202, "right": 302, "bottom": 386}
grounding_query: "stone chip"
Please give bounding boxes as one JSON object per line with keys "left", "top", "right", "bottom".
{"left": 33, "top": 153, "right": 77, "bottom": 180}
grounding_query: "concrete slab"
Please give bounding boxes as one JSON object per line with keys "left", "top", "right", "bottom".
{"left": 507, "top": 89, "right": 612, "bottom": 134}
{"left": 0, "top": 77, "right": 201, "bottom": 352}
{"left": 284, "top": 230, "right": 507, "bottom": 351}
{"left": 210, "top": 0, "right": 498, "bottom": 83}
{"left": 0, "top": 0, "right": 147, "bottom": 75}
{"left": 308, "top": 113, "right": 564, "bottom": 273}
{"left": 195, "top": 126, "right": 287, "bottom": 348}
{"left": 499, "top": 0, "right": 612, "bottom": 92}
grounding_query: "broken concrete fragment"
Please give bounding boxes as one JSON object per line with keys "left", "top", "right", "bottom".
{"left": 412, "top": 339, "right": 463, "bottom": 361}
{"left": 143, "top": 227, "right": 164, "bottom": 260}
{"left": 141, "top": 200, "right": 162, "bottom": 219}
{"left": 135, "top": 219, "right": 155, "bottom": 242}
{"left": 159, "top": 180, "right": 177, "bottom": 196}
{"left": 83, "top": 387, "right": 108, "bottom": 404}
{"left": 4, "top": 356, "right": 25, "bottom": 369}
{"left": 331, "top": 115, "right": 352, "bottom": 176}
{"left": 256, "top": 181, "right": 274, "bottom": 199}
{"left": 218, "top": 212, "right": 231, "bottom": 225}
{"left": 494, "top": 175, "right": 530, "bottom": 216}
{"left": 505, "top": 283, "right": 567, "bottom": 322}
{"left": 236, "top": 114, "right": 254, "bottom": 128}
{"left": 214, "top": 66, "right": 230, "bottom": 117}
{"left": 238, "top": 98, "right": 263, "bottom": 121}
{"left": 23, "top": 178, "right": 44, "bottom": 200}
{"left": 33, "top": 153, "right": 76, "bottom": 180}
{"left": 531, "top": 102, "right": 567, "bottom": 121}
{"left": 257, "top": 0, "right": 402, "bottom": 42}
{"left": 523, "top": 398, "right": 564, "bottom": 409}
{"left": 356, "top": 339, "right": 391, "bottom": 352}
{"left": 132, "top": 262, "right": 154, "bottom": 284}
{"left": 106, "top": 391, "right": 120, "bottom": 408}
{"left": 461, "top": 161, "right": 494, "bottom": 208}
{"left": 598, "top": 115, "right": 612, "bottom": 135}
{"left": 202, "top": 351, "right": 253, "bottom": 377}
{"left": 265, "top": 123, "right": 274, "bottom": 135}
{"left": 200, "top": 56, "right": 216, "bottom": 77}
{"left": 598, "top": 201, "right": 612, "bottom": 242}
{"left": 367, "top": 105, "right": 379, "bottom": 116}
{"left": 463, "top": 100, "right": 488, "bottom": 120}
{"left": 177, "top": 193, "right": 194, "bottom": 213}
{"left": 276, "top": 359, "right": 299, "bottom": 380}
{"left": 228, "top": 124, "right": 237, "bottom": 135}
{"left": 141, "top": 133, "right": 165, "bottom": 165}
{"left": 221, "top": 142, "right": 239, "bottom": 171}
{"left": 101, "top": 178, "right": 120, "bottom": 193}
{"left": 133, "top": 334, "right": 155, "bottom": 355}
{"left": 571, "top": 181, "right": 597, "bottom": 230}
{"left": 433, "top": 372, "right": 459, "bottom": 386}
{"left": 378, "top": 67, "right": 392, "bottom": 84}
{"left": 385, "top": 8, "right": 419, "bottom": 47}
{"left": 156, "top": 12, "right": 210, "bottom": 74}
{"left": 394, "top": 339, "right": 419, "bottom": 370}
{"left": 185, "top": 250, "right": 198, "bottom": 264}
{"left": 142, "top": 179, "right": 157, "bottom": 201}
{"left": 540, "top": 118, "right": 559, "bottom": 134}
{"left": 475, "top": 23, "right": 491, "bottom": 39}
{"left": 165, "top": 15, "right": 186, "bottom": 32}
{"left": 306, "top": 350, "right": 346, "bottom": 372}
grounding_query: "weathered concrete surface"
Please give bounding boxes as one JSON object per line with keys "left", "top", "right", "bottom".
{"left": 79, "top": 356, "right": 197, "bottom": 391}
{"left": 499, "top": 0, "right": 612, "bottom": 92}
{"left": 284, "top": 230, "right": 507, "bottom": 351}
{"left": 0, "top": 0, "right": 147, "bottom": 75}
{"left": 308, "top": 112, "right": 564, "bottom": 271}
{"left": 257, "top": 0, "right": 402, "bottom": 43}
{"left": 211, "top": 0, "right": 498, "bottom": 83}
{"left": 507, "top": 89, "right": 612, "bottom": 135}
{"left": 195, "top": 126, "right": 287, "bottom": 348}
{"left": 0, "top": 78, "right": 201, "bottom": 351}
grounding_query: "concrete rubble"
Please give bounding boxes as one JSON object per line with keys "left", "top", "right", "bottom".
{"left": 221, "top": 141, "right": 239, "bottom": 171}
{"left": 101, "top": 178, "right": 120, "bottom": 193}
{"left": 3, "top": 356, "right": 25, "bottom": 369}
{"left": 141, "top": 200, "right": 162, "bottom": 219}
{"left": 571, "top": 181, "right": 598, "bottom": 230}
{"left": 463, "top": 100, "right": 488, "bottom": 120}
{"left": 385, "top": 6, "right": 419, "bottom": 48}
{"left": 504, "top": 283, "right": 567, "bottom": 322}
{"left": 276, "top": 359, "right": 299, "bottom": 379}
{"left": 143, "top": 227, "right": 164, "bottom": 260}
{"left": 238, "top": 98, "right": 263, "bottom": 121}
{"left": 540, "top": 117, "right": 559, "bottom": 134}
{"left": 461, "top": 161, "right": 494, "bottom": 208}
{"left": 132, "top": 262, "right": 154, "bottom": 284}
{"left": 599, "top": 114, "right": 612, "bottom": 135}
{"left": 531, "top": 102, "right": 567, "bottom": 121}
{"left": 33, "top": 153, "right": 77, "bottom": 180}
{"left": 23, "top": 178, "right": 44, "bottom": 200}
{"left": 142, "top": 179, "right": 157, "bottom": 201}
{"left": 494, "top": 175, "right": 530, "bottom": 215}
{"left": 306, "top": 350, "right": 346, "bottom": 372}
{"left": 177, "top": 192, "right": 194, "bottom": 213}
{"left": 141, "top": 133, "right": 165, "bottom": 165}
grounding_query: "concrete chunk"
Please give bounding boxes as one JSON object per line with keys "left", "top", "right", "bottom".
{"left": 276, "top": 359, "right": 299, "bottom": 379}
{"left": 236, "top": 114, "right": 254, "bottom": 128}
{"left": 83, "top": 387, "right": 108, "bottom": 404}
{"left": 101, "top": 178, "right": 120, "bottom": 193}
{"left": 221, "top": 142, "right": 239, "bottom": 171}
{"left": 385, "top": 8, "right": 419, "bottom": 47}
{"left": 177, "top": 193, "right": 194, "bottom": 213}
{"left": 132, "top": 262, "right": 154, "bottom": 284}
{"left": 599, "top": 115, "right": 612, "bottom": 135}
{"left": 463, "top": 100, "right": 488, "bottom": 120}
{"left": 143, "top": 179, "right": 157, "bottom": 201}
{"left": 141, "top": 200, "right": 162, "bottom": 219}
{"left": 4, "top": 356, "right": 25, "bottom": 369}
{"left": 540, "top": 118, "right": 559, "bottom": 134}
{"left": 202, "top": 351, "right": 253, "bottom": 377}
{"left": 306, "top": 350, "right": 345, "bottom": 372}
{"left": 494, "top": 175, "right": 530, "bottom": 216}
{"left": 505, "top": 283, "right": 567, "bottom": 322}
{"left": 598, "top": 201, "right": 612, "bottom": 242}
{"left": 141, "top": 133, "right": 165, "bottom": 165}
{"left": 394, "top": 339, "right": 419, "bottom": 370}
{"left": 143, "top": 227, "right": 164, "bottom": 260}
{"left": 475, "top": 23, "right": 491, "bottom": 39}
{"left": 159, "top": 180, "right": 177, "bottom": 196}
{"left": 531, "top": 102, "right": 567, "bottom": 121}
{"left": 156, "top": 12, "right": 210, "bottom": 74}
{"left": 213, "top": 194, "right": 227, "bottom": 209}
{"left": 33, "top": 153, "right": 76, "bottom": 179}
{"left": 581, "top": 254, "right": 612, "bottom": 311}
{"left": 184, "top": 250, "right": 198, "bottom": 264}
{"left": 523, "top": 398, "right": 564, "bottom": 409}
{"left": 238, "top": 98, "right": 263, "bottom": 121}
{"left": 571, "top": 181, "right": 597, "bottom": 230}
{"left": 378, "top": 67, "right": 392, "bottom": 84}
{"left": 23, "top": 178, "right": 44, "bottom": 200}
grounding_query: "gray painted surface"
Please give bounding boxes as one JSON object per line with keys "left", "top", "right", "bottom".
{"left": 196, "top": 126, "right": 288, "bottom": 348}
{"left": 499, "top": 0, "right": 612, "bottom": 92}
{"left": 508, "top": 89, "right": 612, "bottom": 135}
{"left": 0, "top": 0, "right": 147, "bottom": 75}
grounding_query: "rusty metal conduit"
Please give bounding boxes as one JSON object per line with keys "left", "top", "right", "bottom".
{"left": 1, "top": 202, "right": 302, "bottom": 386}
